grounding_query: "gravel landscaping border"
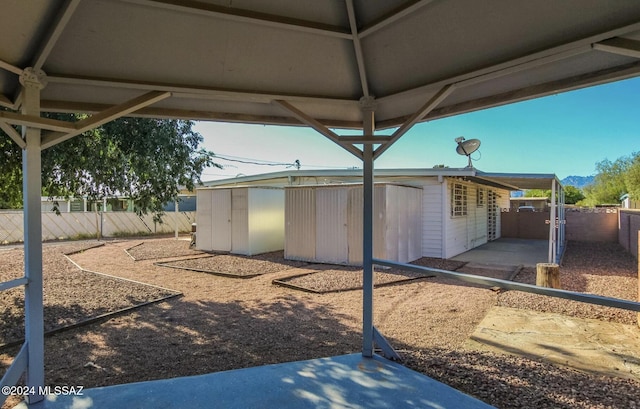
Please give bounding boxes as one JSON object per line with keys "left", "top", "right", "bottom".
{"left": 156, "top": 257, "right": 262, "bottom": 279}
{"left": 0, "top": 246, "right": 182, "bottom": 348}
{"left": 62, "top": 241, "right": 105, "bottom": 256}
{"left": 125, "top": 238, "right": 203, "bottom": 261}
{"left": 155, "top": 251, "right": 309, "bottom": 278}
{"left": 273, "top": 266, "right": 430, "bottom": 293}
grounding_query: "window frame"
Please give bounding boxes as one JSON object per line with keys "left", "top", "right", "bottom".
{"left": 451, "top": 183, "right": 468, "bottom": 217}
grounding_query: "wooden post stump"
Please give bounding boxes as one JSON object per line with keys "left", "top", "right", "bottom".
{"left": 536, "top": 263, "right": 560, "bottom": 288}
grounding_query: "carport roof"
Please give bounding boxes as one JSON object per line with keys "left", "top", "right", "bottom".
{"left": 2, "top": 1, "right": 640, "bottom": 134}
{"left": 200, "top": 168, "right": 560, "bottom": 191}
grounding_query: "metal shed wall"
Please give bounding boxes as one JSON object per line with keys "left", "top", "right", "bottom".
{"left": 285, "top": 184, "right": 422, "bottom": 265}
{"left": 196, "top": 187, "right": 284, "bottom": 255}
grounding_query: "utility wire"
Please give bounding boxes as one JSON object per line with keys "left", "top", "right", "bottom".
{"left": 211, "top": 153, "right": 359, "bottom": 170}
{"left": 214, "top": 154, "right": 300, "bottom": 169}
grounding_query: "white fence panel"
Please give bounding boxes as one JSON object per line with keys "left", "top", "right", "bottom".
{"left": 140, "top": 212, "right": 195, "bottom": 234}
{"left": 102, "top": 212, "right": 152, "bottom": 236}
{"left": 0, "top": 211, "right": 196, "bottom": 243}
{"left": 0, "top": 211, "right": 24, "bottom": 244}
{"left": 42, "top": 212, "right": 97, "bottom": 241}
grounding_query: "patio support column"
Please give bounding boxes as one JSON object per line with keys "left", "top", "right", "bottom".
{"left": 548, "top": 178, "right": 557, "bottom": 263}
{"left": 361, "top": 97, "right": 375, "bottom": 357}
{"left": 21, "top": 67, "right": 47, "bottom": 404}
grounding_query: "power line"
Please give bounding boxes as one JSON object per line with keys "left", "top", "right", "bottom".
{"left": 211, "top": 153, "right": 359, "bottom": 170}
{"left": 213, "top": 154, "right": 299, "bottom": 169}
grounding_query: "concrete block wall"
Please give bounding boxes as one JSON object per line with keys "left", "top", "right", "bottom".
{"left": 619, "top": 210, "right": 640, "bottom": 259}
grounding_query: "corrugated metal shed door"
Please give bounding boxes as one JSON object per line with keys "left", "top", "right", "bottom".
{"left": 211, "top": 189, "right": 232, "bottom": 252}
{"left": 316, "top": 188, "right": 348, "bottom": 264}
{"left": 285, "top": 188, "right": 316, "bottom": 261}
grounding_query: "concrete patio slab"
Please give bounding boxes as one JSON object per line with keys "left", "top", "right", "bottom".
{"left": 466, "top": 306, "right": 640, "bottom": 381}
{"left": 19, "top": 354, "right": 495, "bottom": 409}
{"left": 451, "top": 238, "right": 549, "bottom": 268}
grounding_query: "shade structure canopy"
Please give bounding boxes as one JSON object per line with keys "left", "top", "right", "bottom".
{"left": 2, "top": 0, "right": 640, "bottom": 133}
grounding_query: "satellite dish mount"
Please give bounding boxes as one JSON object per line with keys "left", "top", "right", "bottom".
{"left": 455, "top": 137, "right": 481, "bottom": 168}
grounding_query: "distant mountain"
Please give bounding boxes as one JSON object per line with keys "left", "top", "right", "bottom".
{"left": 561, "top": 175, "right": 594, "bottom": 189}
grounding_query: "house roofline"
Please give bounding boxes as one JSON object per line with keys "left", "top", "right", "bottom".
{"left": 200, "top": 167, "right": 559, "bottom": 191}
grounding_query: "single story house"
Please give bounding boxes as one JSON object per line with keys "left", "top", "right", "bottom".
{"left": 198, "top": 168, "right": 563, "bottom": 264}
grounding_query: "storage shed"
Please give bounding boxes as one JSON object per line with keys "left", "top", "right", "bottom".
{"left": 196, "top": 187, "right": 284, "bottom": 255}
{"left": 285, "top": 184, "right": 422, "bottom": 265}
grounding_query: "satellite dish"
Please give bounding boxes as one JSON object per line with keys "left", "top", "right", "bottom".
{"left": 455, "top": 137, "right": 481, "bottom": 168}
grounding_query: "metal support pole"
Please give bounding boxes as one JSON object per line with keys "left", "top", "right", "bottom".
{"left": 21, "top": 67, "right": 47, "bottom": 404}
{"left": 548, "top": 179, "right": 557, "bottom": 263}
{"left": 362, "top": 143, "right": 374, "bottom": 357}
{"left": 174, "top": 199, "right": 179, "bottom": 239}
{"left": 361, "top": 97, "right": 375, "bottom": 358}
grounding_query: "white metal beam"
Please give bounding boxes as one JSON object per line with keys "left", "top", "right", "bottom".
{"left": 379, "top": 20, "right": 640, "bottom": 106}
{"left": 0, "top": 94, "right": 14, "bottom": 109}
{"left": 41, "top": 91, "right": 172, "bottom": 149}
{"left": 377, "top": 59, "right": 640, "bottom": 130}
{"left": 0, "top": 111, "right": 75, "bottom": 132}
{"left": 0, "top": 58, "right": 23, "bottom": 76}
{"left": 375, "top": 258, "right": 640, "bottom": 312}
{"left": 359, "top": 0, "right": 437, "bottom": 39}
{"left": 0, "top": 277, "right": 28, "bottom": 292}
{"left": 0, "top": 121, "right": 26, "bottom": 149}
{"left": 46, "top": 73, "right": 357, "bottom": 107}
{"left": 121, "top": 0, "right": 352, "bottom": 39}
{"left": 593, "top": 37, "right": 640, "bottom": 59}
{"left": 374, "top": 84, "right": 455, "bottom": 159}
{"left": 272, "top": 100, "right": 363, "bottom": 159}
{"left": 0, "top": 344, "right": 28, "bottom": 393}
{"left": 337, "top": 135, "right": 391, "bottom": 144}
{"left": 32, "top": 0, "right": 82, "bottom": 70}
{"left": 345, "top": 0, "right": 370, "bottom": 98}
{"left": 452, "top": 46, "right": 592, "bottom": 89}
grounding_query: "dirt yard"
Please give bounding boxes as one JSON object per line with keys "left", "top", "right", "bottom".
{"left": 1, "top": 238, "right": 639, "bottom": 409}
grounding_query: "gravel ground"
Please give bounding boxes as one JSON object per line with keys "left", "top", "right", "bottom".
{"left": 0, "top": 242, "right": 180, "bottom": 346}
{"left": 275, "top": 262, "right": 441, "bottom": 293}
{"left": 126, "top": 239, "right": 203, "bottom": 260}
{"left": 499, "top": 241, "right": 638, "bottom": 325}
{"left": 1, "top": 238, "right": 639, "bottom": 409}
{"left": 158, "top": 251, "right": 308, "bottom": 277}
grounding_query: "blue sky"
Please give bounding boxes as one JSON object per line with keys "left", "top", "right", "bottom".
{"left": 195, "top": 76, "right": 640, "bottom": 182}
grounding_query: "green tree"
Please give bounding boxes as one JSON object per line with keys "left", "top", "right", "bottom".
{"left": 624, "top": 154, "right": 640, "bottom": 201}
{"left": 582, "top": 155, "right": 635, "bottom": 206}
{"left": 524, "top": 189, "right": 551, "bottom": 198}
{"left": 1, "top": 113, "right": 219, "bottom": 219}
{"left": 523, "top": 186, "right": 583, "bottom": 204}
{"left": 0, "top": 134, "right": 23, "bottom": 209}
{"left": 563, "top": 185, "right": 585, "bottom": 205}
